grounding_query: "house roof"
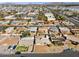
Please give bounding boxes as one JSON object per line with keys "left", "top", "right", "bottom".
{"left": 29, "top": 27, "right": 37, "bottom": 32}
{"left": 45, "top": 13, "right": 56, "bottom": 21}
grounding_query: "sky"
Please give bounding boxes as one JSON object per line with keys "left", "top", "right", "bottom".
{"left": 0, "top": 0, "right": 79, "bottom": 2}
{"left": 0, "top": 2, "right": 49, "bottom": 4}
{"left": 0, "top": 0, "right": 79, "bottom": 5}
{"left": 0, "top": 2, "right": 79, "bottom": 5}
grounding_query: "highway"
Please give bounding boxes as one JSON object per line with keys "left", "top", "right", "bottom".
{"left": 63, "top": 16, "right": 79, "bottom": 27}
{"left": 47, "top": 6, "right": 79, "bottom": 27}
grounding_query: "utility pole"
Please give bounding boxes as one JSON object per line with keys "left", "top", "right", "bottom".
{"left": 31, "top": 35, "right": 36, "bottom": 52}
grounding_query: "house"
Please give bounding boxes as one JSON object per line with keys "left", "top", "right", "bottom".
{"left": 36, "top": 35, "right": 51, "bottom": 45}
{"left": 0, "top": 20, "right": 10, "bottom": 25}
{"left": 28, "top": 12, "right": 38, "bottom": 16}
{"left": 20, "top": 37, "right": 34, "bottom": 46}
{"left": 19, "top": 37, "right": 34, "bottom": 52}
{"left": 28, "top": 27, "right": 37, "bottom": 36}
{"left": 14, "top": 27, "right": 28, "bottom": 34}
{"left": 49, "top": 27, "right": 59, "bottom": 35}
{"left": 23, "top": 16, "right": 33, "bottom": 20}
{"left": 63, "top": 21, "right": 75, "bottom": 26}
{"left": 38, "top": 27, "right": 48, "bottom": 36}
{"left": 44, "top": 13, "right": 56, "bottom": 21}
{"left": 4, "top": 15, "right": 16, "bottom": 20}
{"left": 59, "top": 27, "right": 71, "bottom": 34}
{"left": 5, "top": 27, "right": 14, "bottom": 34}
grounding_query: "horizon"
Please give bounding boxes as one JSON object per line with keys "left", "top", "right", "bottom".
{"left": 0, "top": 2, "right": 79, "bottom": 5}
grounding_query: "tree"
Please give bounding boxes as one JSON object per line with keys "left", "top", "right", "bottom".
{"left": 44, "top": 16, "right": 48, "bottom": 21}
{"left": 20, "top": 31, "right": 31, "bottom": 38}
{"left": 37, "top": 11, "right": 48, "bottom": 22}
{"left": 57, "top": 15, "right": 65, "bottom": 21}
{"left": 15, "top": 51, "right": 21, "bottom": 54}
{"left": 27, "top": 19, "right": 31, "bottom": 25}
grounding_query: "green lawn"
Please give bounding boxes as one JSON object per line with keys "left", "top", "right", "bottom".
{"left": 16, "top": 45, "right": 29, "bottom": 52}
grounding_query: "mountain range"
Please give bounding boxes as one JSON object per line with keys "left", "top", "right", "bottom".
{"left": 0, "top": 2, "right": 79, "bottom": 5}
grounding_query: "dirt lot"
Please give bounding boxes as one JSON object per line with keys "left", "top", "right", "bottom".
{"left": 0, "top": 37, "right": 19, "bottom": 46}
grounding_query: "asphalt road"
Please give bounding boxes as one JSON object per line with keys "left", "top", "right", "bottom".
{"left": 0, "top": 49, "right": 79, "bottom": 57}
